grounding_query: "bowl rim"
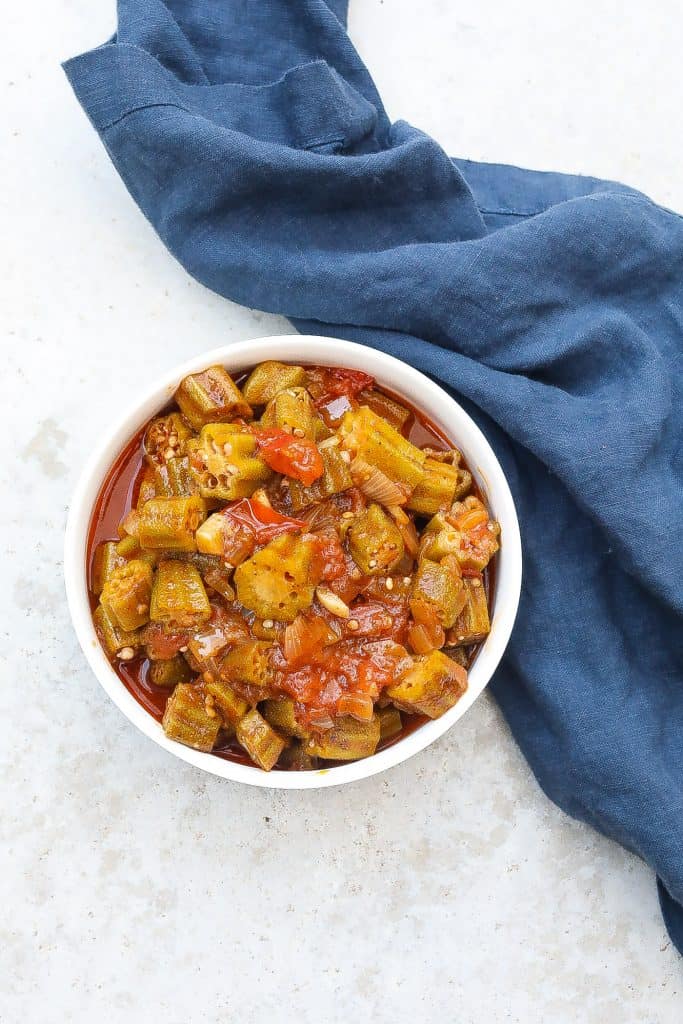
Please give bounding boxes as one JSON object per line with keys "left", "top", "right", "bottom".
{"left": 64, "top": 335, "right": 522, "bottom": 789}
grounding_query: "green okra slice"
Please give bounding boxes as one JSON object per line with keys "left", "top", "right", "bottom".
{"left": 203, "top": 677, "right": 249, "bottom": 725}
{"left": 377, "top": 706, "right": 403, "bottom": 742}
{"left": 410, "top": 557, "right": 466, "bottom": 629}
{"left": 279, "top": 741, "right": 317, "bottom": 771}
{"left": 153, "top": 456, "right": 198, "bottom": 498}
{"left": 287, "top": 443, "right": 353, "bottom": 511}
{"left": 174, "top": 365, "right": 252, "bottom": 430}
{"left": 339, "top": 406, "right": 426, "bottom": 491}
{"left": 446, "top": 578, "right": 490, "bottom": 646}
{"left": 93, "top": 603, "right": 140, "bottom": 659}
{"left": 136, "top": 465, "right": 158, "bottom": 509}
{"left": 385, "top": 650, "right": 467, "bottom": 718}
{"left": 242, "top": 361, "right": 307, "bottom": 404}
{"left": 260, "top": 387, "right": 319, "bottom": 440}
{"left": 233, "top": 533, "right": 318, "bottom": 622}
{"left": 357, "top": 389, "right": 410, "bottom": 430}
{"left": 143, "top": 413, "right": 194, "bottom": 467}
{"left": 347, "top": 503, "right": 405, "bottom": 576}
{"left": 138, "top": 496, "right": 206, "bottom": 551}
{"left": 305, "top": 715, "right": 381, "bottom": 760}
{"left": 162, "top": 683, "right": 221, "bottom": 751}
{"left": 406, "top": 458, "right": 461, "bottom": 517}
{"left": 150, "top": 560, "right": 211, "bottom": 628}
{"left": 101, "top": 559, "right": 154, "bottom": 631}
{"left": 149, "top": 655, "right": 195, "bottom": 688}
{"left": 236, "top": 708, "right": 286, "bottom": 771}
{"left": 191, "top": 423, "right": 272, "bottom": 501}
{"left": 219, "top": 640, "right": 274, "bottom": 693}
{"left": 262, "top": 697, "right": 309, "bottom": 739}
{"left": 91, "top": 541, "right": 126, "bottom": 596}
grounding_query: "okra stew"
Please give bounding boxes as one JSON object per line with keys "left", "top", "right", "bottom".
{"left": 88, "top": 362, "right": 500, "bottom": 771}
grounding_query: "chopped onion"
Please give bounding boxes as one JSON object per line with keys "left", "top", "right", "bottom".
{"left": 351, "top": 457, "right": 408, "bottom": 507}
{"left": 338, "top": 693, "right": 375, "bottom": 721}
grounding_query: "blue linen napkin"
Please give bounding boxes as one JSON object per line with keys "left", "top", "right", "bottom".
{"left": 63, "top": 1, "right": 683, "bottom": 952}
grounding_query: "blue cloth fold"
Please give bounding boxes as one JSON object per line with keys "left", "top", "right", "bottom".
{"left": 64, "top": 0, "right": 683, "bottom": 951}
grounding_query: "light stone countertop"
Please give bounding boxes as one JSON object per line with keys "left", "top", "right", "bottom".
{"left": 1, "top": 2, "right": 680, "bottom": 1021}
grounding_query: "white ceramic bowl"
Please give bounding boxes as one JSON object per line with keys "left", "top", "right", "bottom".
{"left": 64, "top": 335, "right": 521, "bottom": 789}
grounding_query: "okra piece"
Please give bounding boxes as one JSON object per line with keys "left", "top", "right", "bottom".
{"left": 138, "top": 496, "right": 206, "bottom": 551}
{"left": 287, "top": 444, "right": 353, "bottom": 511}
{"left": 93, "top": 603, "right": 140, "bottom": 659}
{"left": 386, "top": 650, "right": 467, "bottom": 718}
{"left": 136, "top": 465, "right": 158, "bottom": 509}
{"left": 305, "top": 715, "right": 381, "bottom": 760}
{"left": 261, "top": 387, "right": 319, "bottom": 440}
{"left": 406, "top": 458, "right": 461, "bottom": 517}
{"left": 410, "top": 557, "right": 466, "bottom": 629}
{"left": 191, "top": 423, "right": 271, "bottom": 501}
{"left": 153, "top": 456, "right": 197, "bottom": 498}
{"left": 149, "top": 655, "right": 195, "bottom": 688}
{"left": 143, "top": 412, "right": 193, "bottom": 466}
{"left": 262, "top": 697, "right": 309, "bottom": 739}
{"left": 203, "top": 677, "right": 249, "bottom": 724}
{"left": 236, "top": 708, "right": 286, "bottom": 771}
{"left": 162, "top": 683, "right": 221, "bottom": 752}
{"left": 347, "top": 503, "right": 404, "bottom": 576}
{"left": 358, "top": 389, "right": 410, "bottom": 430}
{"left": 452, "top": 467, "right": 473, "bottom": 501}
{"left": 150, "top": 560, "right": 211, "bottom": 628}
{"left": 101, "top": 559, "right": 154, "bottom": 631}
{"left": 420, "top": 513, "right": 461, "bottom": 562}
{"left": 447, "top": 578, "right": 491, "bottom": 646}
{"left": 377, "top": 706, "right": 403, "bottom": 742}
{"left": 234, "top": 533, "right": 318, "bottom": 621}
{"left": 242, "top": 361, "right": 307, "bottom": 404}
{"left": 339, "top": 407, "right": 426, "bottom": 490}
{"left": 219, "top": 640, "right": 274, "bottom": 693}
{"left": 91, "top": 541, "right": 125, "bottom": 596}
{"left": 174, "top": 365, "right": 252, "bottom": 429}
{"left": 279, "top": 741, "right": 317, "bottom": 771}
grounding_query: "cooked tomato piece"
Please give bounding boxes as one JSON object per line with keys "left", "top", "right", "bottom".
{"left": 255, "top": 429, "right": 324, "bottom": 485}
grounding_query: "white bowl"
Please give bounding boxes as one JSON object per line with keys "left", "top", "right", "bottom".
{"left": 64, "top": 335, "right": 522, "bottom": 789}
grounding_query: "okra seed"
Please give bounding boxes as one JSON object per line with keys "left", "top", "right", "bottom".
{"left": 368, "top": 559, "right": 377, "bottom": 568}
{"left": 347, "top": 619, "right": 359, "bottom": 631}
{"left": 203, "top": 671, "right": 215, "bottom": 684}
{"left": 292, "top": 427, "right": 306, "bottom": 438}
{"left": 457, "top": 635, "right": 465, "bottom": 642}
{"left": 179, "top": 645, "right": 188, "bottom": 652}
{"left": 118, "top": 646, "right": 135, "bottom": 661}
{"left": 342, "top": 511, "right": 354, "bottom": 519}
{"left": 136, "top": 603, "right": 148, "bottom": 615}
{"left": 472, "top": 578, "right": 482, "bottom": 588}
{"left": 403, "top": 576, "right": 411, "bottom": 585}
{"left": 223, "top": 442, "right": 233, "bottom": 456}
{"left": 385, "top": 578, "right": 394, "bottom": 590}
{"left": 262, "top": 619, "right": 274, "bottom": 629}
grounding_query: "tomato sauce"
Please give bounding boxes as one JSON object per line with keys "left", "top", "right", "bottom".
{"left": 86, "top": 368, "right": 494, "bottom": 768}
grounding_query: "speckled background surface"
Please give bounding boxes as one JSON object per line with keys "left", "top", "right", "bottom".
{"left": 1, "top": 2, "right": 681, "bottom": 1021}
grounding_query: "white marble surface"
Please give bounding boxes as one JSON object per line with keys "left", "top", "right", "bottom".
{"left": 1, "top": 2, "right": 681, "bottom": 1021}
